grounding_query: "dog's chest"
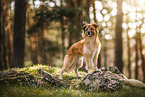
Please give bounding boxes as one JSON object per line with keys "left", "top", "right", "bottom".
{"left": 83, "top": 43, "right": 98, "bottom": 56}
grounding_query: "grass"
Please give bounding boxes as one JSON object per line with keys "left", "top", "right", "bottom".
{"left": 0, "top": 65, "right": 145, "bottom": 97}
{"left": 0, "top": 85, "right": 145, "bottom": 97}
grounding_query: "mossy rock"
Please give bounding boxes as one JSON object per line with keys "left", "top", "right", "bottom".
{"left": 79, "top": 66, "right": 125, "bottom": 92}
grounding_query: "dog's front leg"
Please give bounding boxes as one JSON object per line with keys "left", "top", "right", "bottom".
{"left": 93, "top": 44, "right": 101, "bottom": 71}
{"left": 84, "top": 56, "right": 93, "bottom": 74}
{"left": 93, "top": 54, "right": 98, "bottom": 70}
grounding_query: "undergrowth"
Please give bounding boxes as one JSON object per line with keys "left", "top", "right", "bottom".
{"left": 0, "top": 65, "right": 145, "bottom": 97}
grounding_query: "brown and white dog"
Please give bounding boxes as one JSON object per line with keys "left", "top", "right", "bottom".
{"left": 59, "top": 23, "right": 101, "bottom": 79}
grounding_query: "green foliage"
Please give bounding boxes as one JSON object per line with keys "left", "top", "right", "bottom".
{"left": 0, "top": 65, "right": 145, "bottom": 97}
{"left": 27, "top": 6, "right": 82, "bottom": 34}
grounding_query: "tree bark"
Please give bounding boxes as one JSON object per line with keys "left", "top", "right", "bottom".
{"left": 115, "top": 0, "right": 123, "bottom": 72}
{"left": 135, "top": 33, "right": 139, "bottom": 79}
{"left": 12, "top": 0, "right": 27, "bottom": 67}
{"left": 0, "top": 0, "right": 12, "bottom": 69}
{"left": 126, "top": 15, "right": 131, "bottom": 78}
{"left": 138, "top": 31, "right": 145, "bottom": 83}
{"left": 127, "top": 29, "right": 131, "bottom": 78}
{"left": 93, "top": 2, "right": 97, "bottom": 23}
{"left": 0, "top": 0, "right": 4, "bottom": 70}
{"left": 30, "top": 34, "right": 38, "bottom": 64}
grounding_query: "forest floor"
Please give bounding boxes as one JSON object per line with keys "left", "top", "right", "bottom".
{"left": 0, "top": 65, "right": 145, "bottom": 97}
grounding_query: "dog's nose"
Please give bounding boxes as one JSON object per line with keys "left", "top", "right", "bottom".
{"left": 87, "top": 31, "right": 93, "bottom": 37}
{"left": 87, "top": 31, "right": 91, "bottom": 35}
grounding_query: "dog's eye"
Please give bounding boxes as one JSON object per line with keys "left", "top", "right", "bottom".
{"left": 91, "top": 28, "right": 94, "bottom": 30}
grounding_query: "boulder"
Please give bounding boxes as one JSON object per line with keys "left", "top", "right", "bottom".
{"left": 0, "top": 70, "right": 37, "bottom": 86}
{"left": 79, "top": 66, "right": 125, "bottom": 92}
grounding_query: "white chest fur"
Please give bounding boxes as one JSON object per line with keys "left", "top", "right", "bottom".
{"left": 83, "top": 42, "right": 98, "bottom": 57}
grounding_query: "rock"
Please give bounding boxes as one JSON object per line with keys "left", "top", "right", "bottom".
{"left": 38, "top": 69, "right": 65, "bottom": 87}
{"left": 0, "top": 71, "right": 37, "bottom": 86}
{"left": 124, "top": 78, "right": 145, "bottom": 89}
{"left": 79, "top": 66, "right": 125, "bottom": 92}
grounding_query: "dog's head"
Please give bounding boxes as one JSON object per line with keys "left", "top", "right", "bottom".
{"left": 82, "top": 23, "right": 99, "bottom": 38}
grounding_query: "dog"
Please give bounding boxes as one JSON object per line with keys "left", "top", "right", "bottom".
{"left": 59, "top": 23, "right": 101, "bottom": 79}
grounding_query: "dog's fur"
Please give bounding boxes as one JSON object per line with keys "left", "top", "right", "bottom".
{"left": 59, "top": 23, "right": 101, "bottom": 79}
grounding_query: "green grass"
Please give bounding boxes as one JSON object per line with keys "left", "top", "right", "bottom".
{"left": 0, "top": 85, "right": 145, "bottom": 97}
{"left": 0, "top": 65, "right": 145, "bottom": 97}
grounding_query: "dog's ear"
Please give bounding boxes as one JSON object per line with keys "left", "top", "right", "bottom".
{"left": 82, "top": 24, "right": 87, "bottom": 31}
{"left": 92, "top": 23, "right": 99, "bottom": 28}
{"left": 82, "top": 24, "right": 87, "bottom": 38}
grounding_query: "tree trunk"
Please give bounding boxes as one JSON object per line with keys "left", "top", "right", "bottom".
{"left": 30, "top": 33, "right": 38, "bottom": 64}
{"left": 60, "top": 0, "right": 65, "bottom": 59}
{"left": 83, "top": 0, "right": 91, "bottom": 23}
{"left": 127, "top": 30, "right": 131, "bottom": 78}
{"left": 115, "top": 0, "right": 123, "bottom": 72}
{"left": 0, "top": 0, "right": 12, "bottom": 69}
{"left": 27, "top": 4, "right": 38, "bottom": 65}
{"left": 138, "top": 31, "right": 145, "bottom": 83}
{"left": 61, "top": 17, "right": 65, "bottom": 59}
{"left": 104, "top": 41, "right": 107, "bottom": 67}
{"left": 0, "top": 0, "right": 4, "bottom": 70}
{"left": 126, "top": 15, "right": 131, "bottom": 78}
{"left": 3, "top": 2, "right": 11, "bottom": 69}
{"left": 41, "top": 29, "right": 47, "bottom": 64}
{"left": 12, "top": 0, "right": 27, "bottom": 68}
{"left": 93, "top": 2, "right": 97, "bottom": 23}
{"left": 135, "top": 33, "right": 139, "bottom": 79}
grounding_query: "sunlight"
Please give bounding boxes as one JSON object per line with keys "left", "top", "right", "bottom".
{"left": 89, "top": 6, "right": 93, "bottom": 12}
{"left": 96, "top": 12, "right": 103, "bottom": 22}
{"left": 101, "top": 22, "right": 106, "bottom": 27}
{"left": 128, "top": 22, "right": 136, "bottom": 29}
{"left": 136, "top": 13, "right": 143, "bottom": 20}
{"left": 49, "top": 2, "right": 55, "bottom": 7}
{"left": 34, "top": 0, "right": 41, "bottom": 8}
{"left": 11, "top": 1, "right": 15, "bottom": 10}
{"left": 90, "top": 13, "right": 94, "bottom": 20}
{"left": 136, "top": 20, "right": 142, "bottom": 27}
{"left": 104, "top": 14, "right": 110, "bottom": 21}
{"left": 138, "top": 0, "right": 145, "bottom": 6}
{"left": 128, "top": 29, "right": 136, "bottom": 38}
{"left": 95, "top": 1, "right": 102, "bottom": 10}
{"left": 105, "top": 34, "right": 112, "bottom": 40}
{"left": 122, "top": 1, "right": 128, "bottom": 14}
{"left": 107, "top": 22, "right": 112, "bottom": 27}
{"left": 122, "top": 23, "right": 128, "bottom": 29}
{"left": 111, "top": 8, "right": 117, "bottom": 16}
{"left": 143, "top": 50, "right": 145, "bottom": 55}
{"left": 102, "top": 9, "right": 108, "bottom": 15}
{"left": 141, "top": 24, "right": 145, "bottom": 33}
{"left": 129, "top": 12, "right": 136, "bottom": 20}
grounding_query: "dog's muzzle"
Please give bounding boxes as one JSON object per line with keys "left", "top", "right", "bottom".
{"left": 87, "top": 31, "right": 94, "bottom": 37}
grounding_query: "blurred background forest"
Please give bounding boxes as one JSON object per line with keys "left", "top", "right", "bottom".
{"left": 0, "top": 0, "right": 145, "bottom": 82}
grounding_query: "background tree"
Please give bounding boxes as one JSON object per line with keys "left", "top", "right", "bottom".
{"left": 127, "top": 19, "right": 131, "bottom": 79}
{"left": 0, "top": 0, "right": 13, "bottom": 69}
{"left": 115, "top": 0, "right": 123, "bottom": 72}
{"left": 27, "top": 3, "right": 38, "bottom": 64}
{"left": 12, "top": 0, "right": 27, "bottom": 67}
{"left": 0, "top": 0, "right": 4, "bottom": 70}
